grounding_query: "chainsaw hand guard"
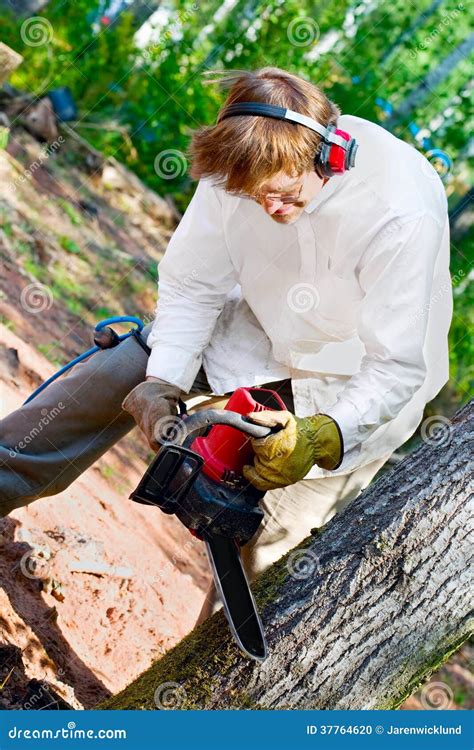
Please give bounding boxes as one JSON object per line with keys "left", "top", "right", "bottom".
{"left": 130, "top": 441, "right": 264, "bottom": 542}
{"left": 130, "top": 444, "right": 204, "bottom": 514}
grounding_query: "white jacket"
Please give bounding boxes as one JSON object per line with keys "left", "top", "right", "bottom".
{"left": 146, "top": 115, "right": 452, "bottom": 478}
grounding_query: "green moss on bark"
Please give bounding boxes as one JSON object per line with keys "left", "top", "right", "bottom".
{"left": 98, "top": 611, "right": 237, "bottom": 710}
{"left": 381, "top": 630, "right": 473, "bottom": 709}
{"left": 252, "top": 534, "right": 314, "bottom": 610}
{"left": 98, "top": 534, "right": 316, "bottom": 710}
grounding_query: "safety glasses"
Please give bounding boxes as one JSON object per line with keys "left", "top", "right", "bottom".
{"left": 235, "top": 182, "right": 304, "bottom": 205}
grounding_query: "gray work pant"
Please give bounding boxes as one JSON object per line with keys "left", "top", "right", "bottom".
{"left": 0, "top": 324, "right": 388, "bottom": 611}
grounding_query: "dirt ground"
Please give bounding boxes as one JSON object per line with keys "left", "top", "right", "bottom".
{"left": 0, "top": 316, "right": 211, "bottom": 710}
{"left": 0, "top": 130, "right": 210, "bottom": 709}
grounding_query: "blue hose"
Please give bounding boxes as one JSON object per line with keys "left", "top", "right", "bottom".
{"left": 23, "top": 316, "right": 145, "bottom": 405}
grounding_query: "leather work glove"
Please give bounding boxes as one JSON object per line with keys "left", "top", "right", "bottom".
{"left": 242, "top": 410, "right": 344, "bottom": 491}
{"left": 122, "top": 378, "right": 181, "bottom": 452}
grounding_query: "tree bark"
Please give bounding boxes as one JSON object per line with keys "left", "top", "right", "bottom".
{"left": 100, "top": 401, "right": 473, "bottom": 710}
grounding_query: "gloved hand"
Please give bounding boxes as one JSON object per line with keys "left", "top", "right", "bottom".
{"left": 122, "top": 378, "right": 181, "bottom": 452}
{"left": 242, "top": 410, "right": 343, "bottom": 491}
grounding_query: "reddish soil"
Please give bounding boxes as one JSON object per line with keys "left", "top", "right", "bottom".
{"left": 0, "top": 131, "right": 210, "bottom": 709}
{"left": 0, "top": 322, "right": 211, "bottom": 710}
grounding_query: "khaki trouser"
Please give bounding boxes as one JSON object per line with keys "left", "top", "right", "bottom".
{"left": 0, "top": 324, "right": 388, "bottom": 616}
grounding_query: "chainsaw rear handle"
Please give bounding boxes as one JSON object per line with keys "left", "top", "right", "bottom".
{"left": 173, "top": 409, "right": 276, "bottom": 446}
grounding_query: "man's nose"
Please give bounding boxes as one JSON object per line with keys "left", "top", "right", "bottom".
{"left": 263, "top": 197, "right": 284, "bottom": 214}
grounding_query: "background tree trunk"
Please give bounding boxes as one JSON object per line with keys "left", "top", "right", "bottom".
{"left": 0, "top": 0, "right": 49, "bottom": 14}
{"left": 126, "top": 0, "right": 162, "bottom": 28}
{"left": 100, "top": 401, "right": 473, "bottom": 710}
{"left": 0, "top": 0, "right": 161, "bottom": 26}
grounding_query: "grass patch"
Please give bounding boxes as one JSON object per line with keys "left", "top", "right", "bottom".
{"left": 58, "top": 199, "right": 83, "bottom": 226}
{"left": 59, "top": 235, "right": 82, "bottom": 255}
{"left": 51, "top": 264, "right": 85, "bottom": 296}
{"left": 94, "top": 305, "right": 116, "bottom": 318}
{"left": 37, "top": 343, "right": 63, "bottom": 367}
{"left": 0, "top": 219, "right": 13, "bottom": 237}
{"left": 23, "top": 258, "right": 47, "bottom": 282}
{"left": 13, "top": 239, "right": 32, "bottom": 255}
{"left": 0, "top": 314, "right": 14, "bottom": 331}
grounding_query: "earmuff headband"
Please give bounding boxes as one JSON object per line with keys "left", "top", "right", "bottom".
{"left": 219, "top": 102, "right": 349, "bottom": 149}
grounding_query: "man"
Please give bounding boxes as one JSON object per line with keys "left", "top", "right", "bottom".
{"left": 0, "top": 68, "right": 451, "bottom": 619}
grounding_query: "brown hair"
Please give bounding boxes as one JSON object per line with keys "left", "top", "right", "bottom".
{"left": 189, "top": 67, "right": 340, "bottom": 194}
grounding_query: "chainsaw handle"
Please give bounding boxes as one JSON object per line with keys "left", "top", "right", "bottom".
{"left": 176, "top": 409, "right": 275, "bottom": 444}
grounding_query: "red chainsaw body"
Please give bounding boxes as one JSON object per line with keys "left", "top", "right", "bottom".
{"left": 191, "top": 387, "right": 286, "bottom": 483}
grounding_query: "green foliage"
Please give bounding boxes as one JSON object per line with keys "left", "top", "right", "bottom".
{"left": 1, "top": 0, "right": 472, "bottom": 407}
{"left": 57, "top": 199, "right": 83, "bottom": 226}
{"left": 449, "top": 226, "right": 474, "bottom": 399}
{"left": 3, "top": 0, "right": 472, "bottom": 189}
{"left": 37, "top": 342, "right": 63, "bottom": 366}
{"left": 58, "top": 235, "right": 82, "bottom": 254}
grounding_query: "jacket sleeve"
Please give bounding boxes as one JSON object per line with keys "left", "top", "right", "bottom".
{"left": 327, "top": 212, "right": 448, "bottom": 451}
{"left": 145, "top": 178, "right": 238, "bottom": 391}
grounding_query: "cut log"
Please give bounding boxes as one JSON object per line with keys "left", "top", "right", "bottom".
{"left": 100, "top": 401, "right": 473, "bottom": 710}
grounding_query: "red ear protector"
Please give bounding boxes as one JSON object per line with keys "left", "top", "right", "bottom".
{"left": 218, "top": 102, "right": 358, "bottom": 177}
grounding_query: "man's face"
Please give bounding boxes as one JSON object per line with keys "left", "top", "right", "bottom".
{"left": 255, "top": 170, "right": 327, "bottom": 224}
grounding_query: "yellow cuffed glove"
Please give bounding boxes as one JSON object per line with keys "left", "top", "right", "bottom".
{"left": 242, "top": 410, "right": 344, "bottom": 491}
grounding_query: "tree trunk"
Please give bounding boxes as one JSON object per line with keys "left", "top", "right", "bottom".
{"left": 0, "top": 0, "right": 49, "bottom": 14}
{"left": 100, "top": 401, "right": 473, "bottom": 710}
{"left": 126, "top": 0, "right": 162, "bottom": 28}
{"left": 449, "top": 188, "right": 474, "bottom": 241}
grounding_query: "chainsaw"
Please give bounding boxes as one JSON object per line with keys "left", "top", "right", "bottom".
{"left": 129, "top": 386, "right": 286, "bottom": 661}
